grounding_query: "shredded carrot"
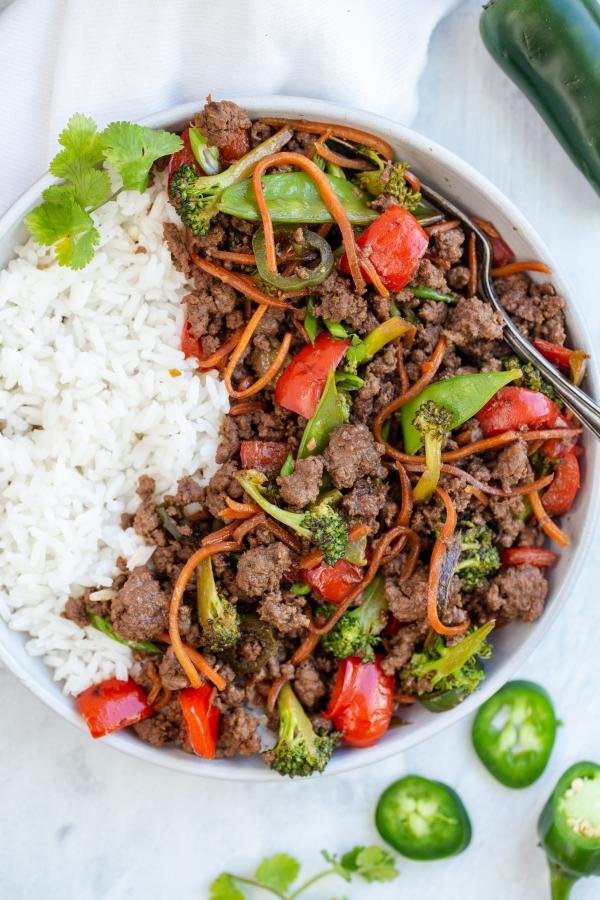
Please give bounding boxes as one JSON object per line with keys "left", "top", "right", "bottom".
{"left": 397, "top": 345, "right": 409, "bottom": 394}
{"left": 472, "top": 217, "right": 501, "bottom": 240}
{"left": 201, "top": 523, "right": 241, "bottom": 546}
{"left": 225, "top": 497, "right": 261, "bottom": 515}
{"left": 196, "top": 327, "right": 245, "bottom": 370}
{"left": 426, "top": 488, "right": 470, "bottom": 636}
{"left": 311, "top": 526, "right": 410, "bottom": 637}
{"left": 313, "top": 135, "right": 372, "bottom": 170}
{"left": 403, "top": 170, "right": 421, "bottom": 193}
{"left": 381, "top": 528, "right": 421, "bottom": 575}
{"left": 528, "top": 490, "right": 571, "bottom": 547}
{"left": 291, "top": 631, "right": 321, "bottom": 666}
{"left": 357, "top": 247, "right": 389, "bottom": 297}
{"left": 372, "top": 335, "right": 448, "bottom": 448}
{"left": 425, "top": 253, "right": 451, "bottom": 270}
{"left": 467, "top": 232, "right": 477, "bottom": 297}
{"left": 251, "top": 151, "right": 364, "bottom": 293}
{"left": 492, "top": 260, "right": 552, "bottom": 278}
{"left": 441, "top": 428, "right": 581, "bottom": 463}
{"left": 298, "top": 548, "right": 324, "bottom": 570}
{"left": 395, "top": 462, "right": 413, "bottom": 527}
{"left": 191, "top": 253, "right": 291, "bottom": 310}
{"left": 403, "top": 462, "right": 553, "bottom": 498}
{"left": 259, "top": 117, "right": 394, "bottom": 159}
{"left": 232, "top": 513, "right": 268, "bottom": 543}
{"left": 154, "top": 688, "right": 172, "bottom": 711}
{"left": 349, "top": 523, "right": 371, "bottom": 542}
{"left": 166, "top": 544, "right": 238, "bottom": 689}
{"left": 464, "top": 485, "right": 489, "bottom": 506}
{"left": 223, "top": 312, "right": 292, "bottom": 400}
{"left": 228, "top": 400, "right": 268, "bottom": 416}
{"left": 426, "top": 219, "right": 460, "bottom": 237}
{"left": 217, "top": 506, "right": 259, "bottom": 521}
{"left": 146, "top": 664, "right": 161, "bottom": 706}
{"left": 208, "top": 249, "right": 256, "bottom": 265}
{"left": 263, "top": 519, "right": 303, "bottom": 553}
{"left": 267, "top": 674, "right": 290, "bottom": 713}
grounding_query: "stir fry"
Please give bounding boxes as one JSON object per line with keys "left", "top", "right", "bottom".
{"left": 57, "top": 99, "right": 588, "bottom": 775}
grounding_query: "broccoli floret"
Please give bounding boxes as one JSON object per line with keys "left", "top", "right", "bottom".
{"left": 400, "top": 622, "right": 494, "bottom": 700}
{"left": 355, "top": 148, "right": 421, "bottom": 211}
{"left": 238, "top": 470, "right": 348, "bottom": 565}
{"left": 455, "top": 522, "right": 501, "bottom": 592}
{"left": 265, "top": 683, "right": 340, "bottom": 777}
{"left": 169, "top": 128, "right": 292, "bottom": 235}
{"left": 320, "top": 575, "right": 387, "bottom": 661}
{"left": 197, "top": 556, "right": 240, "bottom": 652}
{"left": 502, "top": 356, "right": 562, "bottom": 408}
{"left": 411, "top": 400, "right": 453, "bottom": 502}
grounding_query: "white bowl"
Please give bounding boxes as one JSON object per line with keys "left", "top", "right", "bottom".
{"left": 0, "top": 96, "right": 597, "bottom": 781}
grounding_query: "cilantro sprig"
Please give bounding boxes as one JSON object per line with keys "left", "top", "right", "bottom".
{"left": 209, "top": 845, "right": 399, "bottom": 898}
{"left": 26, "top": 113, "right": 182, "bottom": 269}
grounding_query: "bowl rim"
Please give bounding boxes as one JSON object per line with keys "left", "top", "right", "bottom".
{"left": 0, "top": 94, "right": 598, "bottom": 782}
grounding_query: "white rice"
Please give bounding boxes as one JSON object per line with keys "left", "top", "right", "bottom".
{"left": 0, "top": 173, "right": 229, "bottom": 694}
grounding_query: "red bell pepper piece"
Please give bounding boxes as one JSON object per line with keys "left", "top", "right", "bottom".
{"left": 500, "top": 547, "right": 558, "bottom": 568}
{"left": 542, "top": 452, "right": 580, "bottom": 517}
{"left": 325, "top": 656, "right": 394, "bottom": 748}
{"left": 489, "top": 233, "right": 515, "bottom": 268}
{"left": 339, "top": 206, "right": 428, "bottom": 292}
{"left": 167, "top": 129, "right": 200, "bottom": 192}
{"left": 220, "top": 128, "right": 250, "bottom": 163}
{"left": 299, "top": 559, "right": 364, "bottom": 603}
{"left": 179, "top": 685, "right": 220, "bottom": 759}
{"left": 76, "top": 677, "right": 153, "bottom": 739}
{"left": 274, "top": 332, "right": 349, "bottom": 419}
{"left": 540, "top": 412, "right": 578, "bottom": 459}
{"left": 533, "top": 339, "right": 573, "bottom": 371}
{"left": 475, "top": 386, "right": 560, "bottom": 436}
{"left": 181, "top": 320, "right": 203, "bottom": 359}
{"left": 240, "top": 440, "right": 289, "bottom": 471}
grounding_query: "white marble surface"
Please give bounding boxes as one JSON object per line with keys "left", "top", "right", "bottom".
{"left": 1, "top": 2, "right": 600, "bottom": 898}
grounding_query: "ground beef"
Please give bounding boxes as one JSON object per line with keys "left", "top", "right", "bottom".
{"left": 110, "top": 566, "right": 169, "bottom": 641}
{"left": 173, "top": 476, "right": 206, "bottom": 507}
{"left": 63, "top": 594, "right": 90, "bottom": 628}
{"left": 236, "top": 543, "right": 293, "bottom": 597}
{"left": 133, "top": 698, "right": 184, "bottom": 747}
{"left": 487, "top": 495, "right": 528, "bottom": 547}
{"left": 314, "top": 272, "right": 374, "bottom": 334}
{"left": 163, "top": 223, "right": 192, "bottom": 277}
{"left": 491, "top": 439, "right": 533, "bottom": 489}
{"left": 217, "top": 708, "right": 261, "bottom": 757}
{"left": 483, "top": 565, "right": 548, "bottom": 622}
{"left": 257, "top": 590, "right": 310, "bottom": 635}
{"left": 432, "top": 227, "right": 465, "bottom": 265}
{"left": 414, "top": 258, "right": 447, "bottom": 291}
{"left": 352, "top": 347, "right": 398, "bottom": 424}
{"left": 277, "top": 456, "right": 324, "bottom": 508}
{"left": 293, "top": 659, "right": 326, "bottom": 708}
{"left": 447, "top": 265, "right": 470, "bottom": 290}
{"left": 341, "top": 477, "right": 388, "bottom": 529}
{"left": 385, "top": 566, "right": 428, "bottom": 623}
{"left": 216, "top": 416, "right": 241, "bottom": 464}
{"left": 324, "top": 424, "right": 386, "bottom": 489}
{"left": 194, "top": 99, "right": 251, "bottom": 148}
{"left": 206, "top": 461, "right": 244, "bottom": 517}
{"left": 444, "top": 297, "right": 504, "bottom": 357}
{"left": 381, "top": 621, "right": 428, "bottom": 675}
{"left": 495, "top": 274, "right": 567, "bottom": 344}
{"left": 158, "top": 647, "right": 189, "bottom": 691}
{"left": 185, "top": 269, "right": 239, "bottom": 340}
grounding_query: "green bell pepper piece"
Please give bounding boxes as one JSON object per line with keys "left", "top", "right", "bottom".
{"left": 252, "top": 225, "right": 334, "bottom": 291}
{"left": 472, "top": 680, "right": 557, "bottom": 788}
{"left": 376, "top": 775, "right": 472, "bottom": 860}
{"left": 538, "top": 761, "right": 600, "bottom": 898}
{"left": 297, "top": 368, "right": 349, "bottom": 459}
{"left": 219, "top": 171, "right": 378, "bottom": 224}
{"left": 401, "top": 369, "right": 521, "bottom": 454}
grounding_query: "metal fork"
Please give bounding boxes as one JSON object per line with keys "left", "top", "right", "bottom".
{"left": 419, "top": 180, "right": 600, "bottom": 440}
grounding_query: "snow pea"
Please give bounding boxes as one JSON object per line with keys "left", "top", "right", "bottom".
{"left": 376, "top": 775, "right": 472, "bottom": 860}
{"left": 401, "top": 369, "right": 521, "bottom": 454}
{"left": 297, "top": 368, "right": 349, "bottom": 459}
{"left": 252, "top": 225, "right": 334, "bottom": 291}
{"left": 538, "top": 761, "right": 600, "bottom": 899}
{"left": 472, "top": 680, "right": 557, "bottom": 788}
{"left": 219, "top": 171, "right": 378, "bottom": 224}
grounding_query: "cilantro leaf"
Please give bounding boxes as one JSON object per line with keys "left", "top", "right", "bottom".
{"left": 101, "top": 122, "right": 182, "bottom": 191}
{"left": 26, "top": 199, "right": 99, "bottom": 269}
{"left": 43, "top": 163, "right": 111, "bottom": 210}
{"left": 339, "top": 846, "right": 399, "bottom": 883}
{"left": 255, "top": 854, "right": 300, "bottom": 893}
{"left": 49, "top": 113, "right": 105, "bottom": 176}
{"left": 209, "top": 873, "right": 245, "bottom": 900}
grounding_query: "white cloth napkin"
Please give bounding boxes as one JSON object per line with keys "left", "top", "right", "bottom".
{"left": 0, "top": 0, "right": 457, "bottom": 214}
